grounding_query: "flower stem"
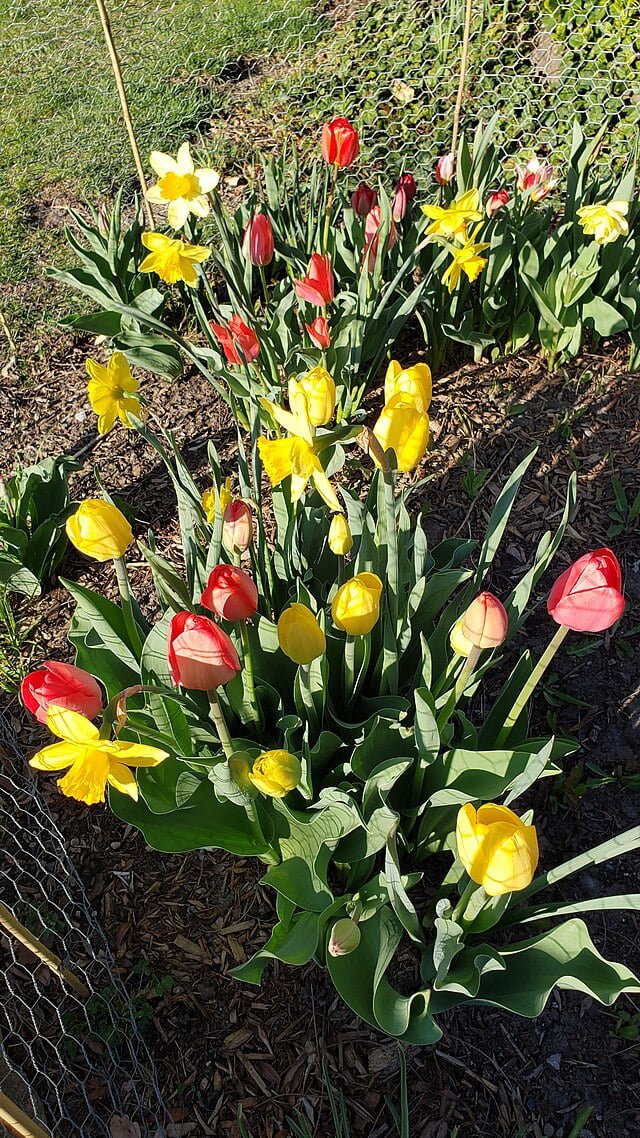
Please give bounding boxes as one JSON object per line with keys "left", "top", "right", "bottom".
{"left": 114, "top": 557, "right": 143, "bottom": 656}
{"left": 207, "top": 689, "right": 234, "bottom": 760}
{"left": 239, "top": 621, "right": 261, "bottom": 729}
{"left": 495, "top": 623, "right": 570, "bottom": 746}
{"left": 245, "top": 799, "right": 279, "bottom": 865}
{"left": 451, "top": 877, "right": 477, "bottom": 923}
{"left": 322, "top": 164, "right": 340, "bottom": 252}
{"left": 258, "top": 265, "right": 270, "bottom": 312}
{"left": 436, "top": 643, "right": 482, "bottom": 732}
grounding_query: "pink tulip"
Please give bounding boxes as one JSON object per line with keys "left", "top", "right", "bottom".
{"left": 435, "top": 153, "right": 456, "bottom": 185}
{"left": 515, "top": 157, "right": 558, "bottom": 202}
{"left": 201, "top": 565, "right": 259, "bottom": 622}
{"left": 392, "top": 173, "right": 417, "bottom": 221}
{"left": 167, "top": 612, "right": 240, "bottom": 690}
{"left": 351, "top": 183, "right": 377, "bottom": 218}
{"left": 242, "top": 213, "right": 274, "bottom": 266}
{"left": 486, "top": 189, "right": 510, "bottom": 218}
{"left": 222, "top": 500, "right": 253, "bottom": 553}
{"left": 21, "top": 661, "right": 102, "bottom": 726}
{"left": 364, "top": 206, "right": 397, "bottom": 271}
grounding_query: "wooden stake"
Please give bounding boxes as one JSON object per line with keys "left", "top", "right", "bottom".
{"left": 0, "top": 1092, "right": 53, "bottom": 1138}
{"left": 0, "top": 902, "right": 90, "bottom": 1000}
{"left": 451, "top": 0, "right": 474, "bottom": 156}
{"left": 94, "top": 0, "right": 156, "bottom": 228}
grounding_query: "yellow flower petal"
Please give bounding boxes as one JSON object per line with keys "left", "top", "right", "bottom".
{"left": 107, "top": 760, "right": 140, "bottom": 800}
{"left": 46, "top": 705, "right": 100, "bottom": 744}
{"left": 58, "top": 751, "right": 109, "bottom": 806}
{"left": 108, "top": 740, "right": 169, "bottom": 767}
{"left": 29, "top": 742, "right": 84, "bottom": 771}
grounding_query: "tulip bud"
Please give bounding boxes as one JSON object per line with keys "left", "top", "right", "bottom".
{"left": 392, "top": 173, "right": 417, "bottom": 221}
{"left": 328, "top": 513, "right": 353, "bottom": 556}
{"left": 321, "top": 117, "right": 360, "bottom": 168}
{"left": 435, "top": 153, "right": 456, "bottom": 185}
{"left": 296, "top": 366, "right": 336, "bottom": 426}
{"left": 249, "top": 749, "right": 302, "bottom": 797}
{"left": 328, "top": 918, "right": 361, "bottom": 957}
{"left": 547, "top": 548, "right": 625, "bottom": 633}
{"left": 305, "top": 316, "right": 331, "bottom": 350}
{"left": 277, "top": 603, "right": 326, "bottom": 666}
{"left": 486, "top": 188, "right": 510, "bottom": 218}
{"left": 384, "top": 361, "right": 432, "bottom": 413}
{"left": 331, "top": 572, "right": 382, "bottom": 636}
{"left": 372, "top": 395, "right": 429, "bottom": 473}
{"left": 66, "top": 499, "right": 133, "bottom": 562}
{"left": 449, "top": 617, "right": 473, "bottom": 658}
{"left": 461, "top": 592, "right": 508, "bottom": 650}
{"left": 242, "top": 212, "right": 274, "bottom": 266}
{"left": 351, "top": 182, "right": 377, "bottom": 218}
{"left": 167, "top": 611, "right": 240, "bottom": 690}
{"left": 456, "top": 802, "right": 539, "bottom": 896}
{"left": 222, "top": 498, "right": 253, "bottom": 553}
{"left": 364, "top": 205, "right": 397, "bottom": 271}
{"left": 201, "top": 564, "right": 258, "bottom": 622}
{"left": 21, "top": 661, "right": 103, "bottom": 726}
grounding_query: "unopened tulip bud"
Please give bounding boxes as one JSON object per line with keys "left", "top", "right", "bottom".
{"left": 449, "top": 617, "right": 473, "bottom": 657}
{"left": 462, "top": 592, "right": 508, "bottom": 650}
{"left": 322, "top": 117, "right": 360, "bottom": 168}
{"left": 328, "top": 918, "right": 361, "bottom": 957}
{"left": 201, "top": 564, "right": 258, "bottom": 622}
{"left": 435, "top": 153, "right": 456, "bottom": 185}
{"left": 249, "top": 749, "right": 302, "bottom": 798}
{"left": 66, "top": 499, "right": 133, "bottom": 562}
{"left": 222, "top": 499, "right": 253, "bottom": 553}
{"left": 242, "top": 212, "right": 274, "bottom": 266}
{"left": 392, "top": 173, "right": 417, "bottom": 221}
{"left": 278, "top": 603, "right": 326, "bottom": 666}
{"left": 486, "top": 188, "right": 510, "bottom": 218}
{"left": 297, "top": 366, "right": 336, "bottom": 426}
{"left": 328, "top": 513, "right": 353, "bottom": 556}
{"left": 351, "top": 182, "right": 377, "bottom": 218}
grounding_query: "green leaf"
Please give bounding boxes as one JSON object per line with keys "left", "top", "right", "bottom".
{"left": 63, "top": 578, "right": 140, "bottom": 696}
{"left": 385, "top": 827, "right": 424, "bottom": 943}
{"left": 473, "top": 449, "right": 537, "bottom": 587}
{"left": 263, "top": 799, "right": 361, "bottom": 912}
{"left": 231, "top": 910, "right": 321, "bottom": 985}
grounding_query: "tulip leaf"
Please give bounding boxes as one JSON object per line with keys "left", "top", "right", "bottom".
{"left": 503, "top": 737, "right": 556, "bottom": 805}
{"left": 523, "top": 825, "right": 640, "bottom": 901}
{"left": 63, "top": 578, "right": 140, "bottom": 695}
{"left": 231, "top": 910, "right": 321, "bottom": 986}
{"left": 263, "top": 799, "right": 362, "bottom": 912}
{"left": 503, "top": 894, "right": 640, "bottom": 928}
{"left": 473, "top": 448, "right": 537, "bottom": 587}
{"left": 385, "top": 827, "right": 424, "bottom": 943}
{"left": 414, "top": 688, "right": 439, "bottom": 764}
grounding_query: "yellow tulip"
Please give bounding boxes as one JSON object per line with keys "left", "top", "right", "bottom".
{"left": 372, "top": 395, "right": 429, "bottom": 473}
{"left": 441, "top": 238, "right": 490, "bottom": 292}
{"left": 249, "top": 749, "right": 302, "bottom": 797}
{"left": 328, "top": 513, "right": 353, "bottom": 556}
{"left": 577, "top": 200, "right": 629, "bottom": 245}
{"left": 296, "top": 367, "right": 337, "bottom": 426}
{"left": 139, "top": 232, "right": 210, "bottom": 286}
{"left": 449, "top": 617, "right": 472, "bottom": 657}
{"left": 332, "top": 572, "right": 382, "bottom": 636}
{"left": 66, "top": 499, "right": 133, "bottom": 562}
{"left": 384, "top": 360, "right": 432, "bottom": 413}
{"left": 277, "top": 603, "right": 326, "bottom": 665}
{"left": 29, "top": 706, "right": 167, "bottom": 806}
{"left": 456, "top": 803, "right": 539, "bottom": 897}
{"left": 421, "top": 189, "right": 482, "bottom": 241}
{"left": 86, "top": 352, "right": 140, "bottom": 435}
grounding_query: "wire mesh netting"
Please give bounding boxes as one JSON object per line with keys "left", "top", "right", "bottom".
{"left": 0, "top": 710, "right": 168, "bottom": 1137}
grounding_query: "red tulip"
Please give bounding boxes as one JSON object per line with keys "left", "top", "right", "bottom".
{"left": 210, "top": 315, "right": 260, "bottom": 365}
{"left": 435, "top": 153, "right": 456, "bottom": 185}
{"left": 201, "top": 564, "right": 258, "bottom": 622}
{"left": 321, "top": 117, "right": 360, "bottom": 168}
{"left": 364, "top": 206, "right": 397, "bottom": 271}
{"left": 242, "top": 213, "right": 274, "bottom": 266}
{"left": 462, "top": 592, "right": 509, "bottom": 650}
{"left": 486, "top": 188, "right": 510, "bottom": 218}
{"left": 294, "top": 253, "right": 335, "bottom": 307}
{"left": 547, "top": 548, "right": 626, "bottom": 633}
{"left": 167, "top": 611, "right": 240, "bottom": 690}
{"left": 21, "top": 661, "right": 102, "bottom": 726}
{"left": 351, "top": 183, "right": 377, "bottom": 218}
{"left": 305, "top": 316, "right": 331, "bottom": 349}
{"left": 223, "top": 499, "right": 253, "bottom": 553}
{"left": 392, "top": 173, "right": 417, "bottom": 221}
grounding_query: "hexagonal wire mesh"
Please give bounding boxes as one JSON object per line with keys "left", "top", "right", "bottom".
{"left": 0, "top": 709, "right": 168, "bottom": 1138}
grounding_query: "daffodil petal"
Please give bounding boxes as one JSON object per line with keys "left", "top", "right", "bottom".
{"left": 109, "top": 741, "right": 168, "bottom": 766}
{"left": 167, "top": 198, "right": 190, "bottom": 230}
{"left": 149, "top": 151, "right": 178, "bottom": 177}
{"left": 197, "top": 168, "right": 220, "bottom": 192}
{"left": 46, "top": 705, "right": 100, "bottom": 744}
{"left": 107, "top": 761, "right": 139, "bottom": 800}
{"left": 29, "top": 742, "right": 84, "bottom": 771}
{"left": 175, "top": 141, "right": 194, "bottom": 174}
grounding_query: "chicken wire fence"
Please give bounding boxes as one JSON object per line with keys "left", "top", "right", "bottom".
{"left": 0, "top": 709, "right": 168, "bottom": 1138}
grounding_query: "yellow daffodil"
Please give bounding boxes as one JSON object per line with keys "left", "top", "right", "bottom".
{"left": 201, "top": 478, "right": 232, "bottom": 524}
{"left": 372, "top": 394, "right": 429, "bottom": 473}
{"left": 139, "top": 232, "right": 210, "bottom": 286}
{"left": 29, "top": 706, "right": 168, "bottom": 806}
{"left": 86, "top": 352, "right": 140, "bottom": 435}
{"left": 422, "top": 189, "right": 482, "bottom": 242}
{"left": 332, "top": 572, "right": 383, "bottom": 635}
{"left": 577, "top": 200, "right": 629, "bottom": 245}
{"left": 441, "top": 237, "right": 490, "bottom": 292}
{"left": 384, "top": 359, "right": 432, "bottom": 413}
{"left": 277, "top": 603, "right": 326, "bottom": 665}
{"left": 456, "top": 803, "right": 539, "bottom": 897}
{"left": 249, "top": 749, "right": 302, "bottom": 797}
{"left": 66, "top": 499, "right": 133, "bottom": 562}
{"left": 258, "top": 381, "right": 341, "bottom": 511}
{"left": 147, "top": 142, "right": 220, "bottom": 229}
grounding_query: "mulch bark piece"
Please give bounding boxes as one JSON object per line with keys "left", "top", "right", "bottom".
{"left": 1, "top": 330, "right": 640, "bottom": 1137}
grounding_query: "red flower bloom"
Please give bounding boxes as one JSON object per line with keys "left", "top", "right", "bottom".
{"left": 294, "top": 253, "right": 335, "bottom": 307}
{"left": 547, "top": 548, "right": 626, "bottom": 633}
{"left": 486, "top": 189, "right": 510, "bottom": 218}
{"left": 167, "top": 611, "right": 240, "bottom": 690}
{"left": 364, "top": 206, "right": 397, "bottom": 271}
{"left": 351, "top": 183, "right": 377, "bottom": 218}
{"left": 321, "top": 117, "right": 360, "bottom": 168}
{"left": 392, "top": 173, "right": 417, "bottom": 221}
{"left": 210, "top": 315, "right": 260, "bottom": 365}
{"left": 223, "top": 500, "right": 253, "bottom": 553}
{"left": 305, "top": 316, "right": 331, "bottom": 349}
{"left": 201, "top": 564, "right": 259, "bottom": 622}
{"left": 242, "top": 213, "right": 274, "bottom": 266}
{"left": 21, "top": 661, "right": 102, "bottom": 726}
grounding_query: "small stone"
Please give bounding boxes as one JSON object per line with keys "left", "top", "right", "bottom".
{"left": 547, "top": 1052, "right": 562, "bottom": 1071}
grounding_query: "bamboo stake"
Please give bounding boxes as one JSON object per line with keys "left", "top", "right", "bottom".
{"left": 0, "top": 902, "right": 90, "bottom": 1000}
{"left": 94, "top": 0, "right": 155, "bottom": 228}
{"left": 451, "top": 0, "right": 474, "bottom": 156}
{"left": 0, "top": 1092, "right": 53, "bottom": 1138}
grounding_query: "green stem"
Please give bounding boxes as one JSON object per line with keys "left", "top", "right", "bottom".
{"left": 436, "top": 644, "right": 482, "bottom": 732}
{"left": 245, "top": 800, "right": 279, "bottom": 865}
{"left": 496, "top": 624, "right": 570, "bottom": 747}
{"left": 114, "top": 557, "right": 143, "bottom": 655}
{"left": 207, "top": 689, "right": 234, "bottom": 760}
{"left": 239, "top": 621, "right": 261, "bottom": 729}
{"left": 322, "top": 164, "right": 340, "bottom": 253}
{"left": 451, "top": 877, "right": 477, "bottom": 923}
{"left": 344, "top": 633, "right": 356, "bottom": 700}
{"left": 258, "top": 264, "right": 270, "bottom": 312}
